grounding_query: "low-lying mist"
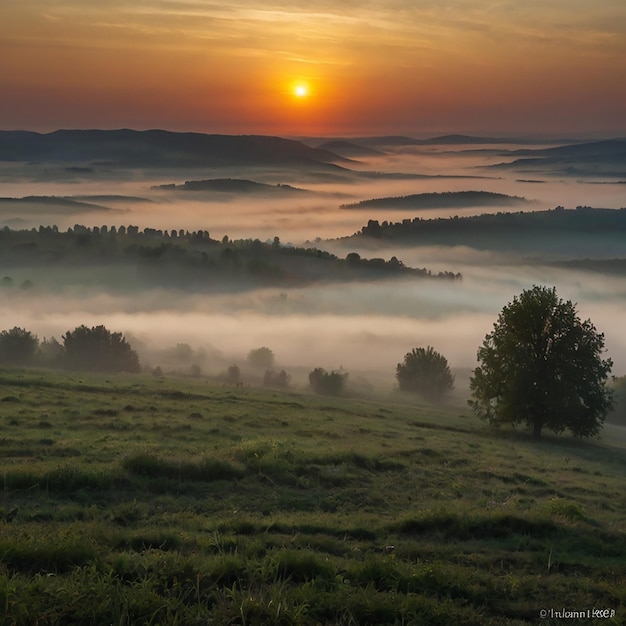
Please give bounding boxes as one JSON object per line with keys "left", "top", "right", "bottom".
{"left": 2, "top": 138, "right": 625, "bottom": 396}
{"left": 2, "top": 143, "right": 625, "bottom": 242}
{"left": 3, "top": 261, "right": 625, "bottom": 386}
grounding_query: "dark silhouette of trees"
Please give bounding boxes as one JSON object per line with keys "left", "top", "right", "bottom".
{"left": 396, "top": 346, "right": 454, "bottom": 401}
{"left": 469, "top": 285, "right": 613, "bottom": 439}
{"left": 0, "top": 327, "right": 39, "bottom": 366}
{"left": 227, "top": 364, "right": 241, "bottom": 384}
{"left": 263, "top": 369, "right": 290, "bottom": 388}
{"left": 62, "top": 325, "right": 140, "bottom": 373}
{"left": 309, "top": 367, "right": 348, "bottom": 396}
{"left": 247, "top": 346, "right": 275, "bottom": 369}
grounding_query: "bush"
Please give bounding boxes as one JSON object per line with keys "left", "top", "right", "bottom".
{"left": 226, "top": 364, "right": 241, "bottom": 384}
{"left": 263, "top": 369, "right": 290, "bottom": 388}
{"left": 396, "top": 346, "right": 454, "bottom": 401}
{"left": 309, "top": 367, "right": 348, "bottom": 396}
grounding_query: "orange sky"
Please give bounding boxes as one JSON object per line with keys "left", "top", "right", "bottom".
{"left": 1, "top": 1, "right": 625, "bottom": 136}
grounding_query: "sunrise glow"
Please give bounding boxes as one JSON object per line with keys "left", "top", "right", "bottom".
{"left": 0, "top": 2, "right": 625, "bottom": 135}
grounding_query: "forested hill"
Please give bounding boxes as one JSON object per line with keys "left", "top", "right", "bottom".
{"left": 153, "top": 179, "right": 308, "bottom": 195}
{"left": 0, "top": 225, "right": 460, "bottom": 293}
{"left": 0, "top": 130, "right": 348, "bottom": 168}
{"left": 489, "top": 139, "right": 626, "bottom": 176}
{"left": 341, "top": 191, "right": 529, "bottom": 210}
{"left": 340, "top": 207, "right": 626, "bottom": 253}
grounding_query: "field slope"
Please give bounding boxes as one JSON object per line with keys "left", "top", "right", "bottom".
{"left": 0, "top": 369, "right": 624, "bottom": 625}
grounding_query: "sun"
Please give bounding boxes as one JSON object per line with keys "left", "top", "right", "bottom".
{"left": 294, "top": 84, "right": 308, "bottom": 98}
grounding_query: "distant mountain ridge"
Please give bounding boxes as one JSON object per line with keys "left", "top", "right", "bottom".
{"left": 0, "top": 129, "right": 348, "bottom": 168}
{"left": 490, "top": 139, "right": 626, "bottom": 176}
{"left": 316, "top": 141, "right": 385, "bottom": 157}
{"left": 0, "top": 195, "right": 114, "bottom": 216}
{"left": 305, "top": 134, "right": 579, "bottom": 148}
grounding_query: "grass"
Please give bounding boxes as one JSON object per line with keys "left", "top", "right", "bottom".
{"left": 0, "top": 367, "right": 625, "bottom": 624}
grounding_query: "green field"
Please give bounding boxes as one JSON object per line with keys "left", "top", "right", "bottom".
{"left": 0, "top": 369, "right": 625, "bottom": 625}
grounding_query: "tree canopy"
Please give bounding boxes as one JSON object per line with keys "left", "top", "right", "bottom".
{"left": 0, "top": 327, "right": 39, "bottom": 366}
{"left": 469, "top": 285, "right": 613, "bottom": 438}
{"left": 396, "top": 346, "right": 454, "bottom": 401}
{"left": 309, "top": 367, "right": 348, "bottom": 396}
{"left": 247, "top": 347, "right": 275, "bottom": 369}
{"left": 62, "top": 325, "right": 140, "bottom": 373}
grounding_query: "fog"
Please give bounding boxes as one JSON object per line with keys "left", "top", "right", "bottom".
{"left": 2, "top": 267, "right": 625, "bottom": 382}
{"left": 2, "top": 140, "right": 626, "bottom": 391}
{"left": 2, "top": 143, "right": 625, "bottom": 241}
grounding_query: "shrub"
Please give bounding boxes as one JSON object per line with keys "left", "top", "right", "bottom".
{"left": 396, "top": 346, "right": 454, "bottom": 401}
{"left": 263, "top": 369, "right": 290, "bottom": 388}
{"left": 308, "top": 367, "right": 348, "bottom": 396}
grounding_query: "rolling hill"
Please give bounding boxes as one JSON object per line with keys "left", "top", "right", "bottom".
{"left": 0, "top": 129, "right": 348, "bottom": 169}
{"left": 341, "top": 191, "right": 529, "bottom": 210}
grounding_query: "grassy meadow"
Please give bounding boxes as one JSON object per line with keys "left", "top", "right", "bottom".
{"left": 0, "top": 368, "right": 625, "bottom": 625}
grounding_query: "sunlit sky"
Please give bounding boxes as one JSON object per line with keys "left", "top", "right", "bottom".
{"left": 1, "top": 1, "right": 625, "bottom": 136}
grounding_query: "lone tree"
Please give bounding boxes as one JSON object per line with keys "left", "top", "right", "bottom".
{"left": 62, "top": 325, "right": 140, "bottom": 373}
{"left": 469, "top": 285, "right": 613, "bottom": 439}
{"left": 396, "top": 346, "right": 454, "bottom": 401}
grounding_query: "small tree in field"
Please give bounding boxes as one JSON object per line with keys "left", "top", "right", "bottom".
{"left": 247, "top": 347, "right": 275, "bottom": 369}
{"left": 396, "top": 346, "right": 454, "bottom": 401}
{"left": 469, "top": 285, "right": 613, "bottom": 439}
{"left": 227, "top": 364, "right": 241, "bottom": 384}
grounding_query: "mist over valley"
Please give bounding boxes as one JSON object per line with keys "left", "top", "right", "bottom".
{"left": 2, "top": 130, "right": 626, "bottom": 387}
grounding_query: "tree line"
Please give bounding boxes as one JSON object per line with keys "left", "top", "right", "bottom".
{"left": 0, "top": 224, "right": 462, "bottom": 289}
{"left": 354, "top": 206, "right": 626, "bottom": 243}
{"left": 0, "top": 325, "right": 139, "bottom": 373}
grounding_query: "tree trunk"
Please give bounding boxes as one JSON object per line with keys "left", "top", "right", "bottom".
{"left": 532, "top": 419, "right": 543, "bottom": 439}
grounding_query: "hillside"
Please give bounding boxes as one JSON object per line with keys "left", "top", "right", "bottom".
{"left": 0, "top": 225, "right": 461, "bottom": 293}
{"left": 340, "top": 206, "right": 626, "bottom": 257}
{"left": 316, "top": 140, "right": 385, "bottom": 157}
{"left": 0, "top": 129, "right": 348, "bottom": 169}
{"left": 0, "top": 368, "right": 624, "bottom": 624}
{"left": 0, "top": 195, "right": 115, "bottom": 217}
{"left": 341, "top": 190, "right": 529, "bottom": 210}
{"left": 153, "top": 178, "right": 308, "bottom": 195}
{"left": 490, "top": 139, "right": 626, "bottom": 176}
